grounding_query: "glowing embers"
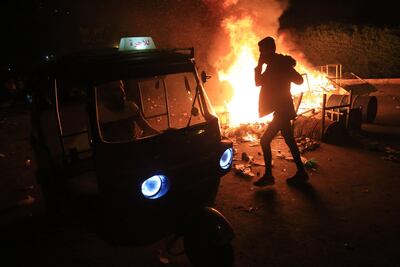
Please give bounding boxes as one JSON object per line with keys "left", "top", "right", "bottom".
{"left": 220, "top": 148, "right": 234, "bottom": 170}
{"left": 141, "top": 175, "right": 169, "bottom": 199}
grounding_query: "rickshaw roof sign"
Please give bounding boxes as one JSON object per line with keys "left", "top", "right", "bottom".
{"left": 118, "top": 37, "right": 156, "bottom": 51}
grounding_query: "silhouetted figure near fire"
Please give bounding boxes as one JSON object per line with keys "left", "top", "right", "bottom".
{"left": 253, "top": 36, "right": 309, "bottom": 186}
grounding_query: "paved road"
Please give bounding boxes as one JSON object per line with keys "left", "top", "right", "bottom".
{"left": 1, "top": 110, "right": 400, "bottom": 267}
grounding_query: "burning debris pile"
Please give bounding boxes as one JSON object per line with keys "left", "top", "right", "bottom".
{"left": 221, "top": 122, "right": 320, "bottom": 150}
{"left": 204, "top": 1, "right": 357, "bottom": 144}
{"left": 221, "top": 123, "right": 266, "bottom": 144}
{"left": 224, "top": 123, "right": 320, "bottom": 178}
{"left": 204, "top": 0, "right": 376, "bottom": 150}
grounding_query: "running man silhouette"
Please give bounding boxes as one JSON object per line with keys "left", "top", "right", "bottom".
{"left": 252, "top": 36, "right": 309, "bottom": 186}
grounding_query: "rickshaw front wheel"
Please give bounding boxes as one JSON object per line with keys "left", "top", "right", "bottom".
{"left": 184, "top": 239, "right": 234, "bottom": 267}
{"left": 183, "top": 207, "right": 234, "bottom": 267}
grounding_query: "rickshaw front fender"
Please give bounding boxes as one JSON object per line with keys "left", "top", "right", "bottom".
{"left": 183, "top": 206, "right": 234, "bottom": 247}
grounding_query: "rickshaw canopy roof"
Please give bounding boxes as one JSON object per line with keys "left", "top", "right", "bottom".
{"left": 38, "top": 47, "right": 195, "bottom": 86}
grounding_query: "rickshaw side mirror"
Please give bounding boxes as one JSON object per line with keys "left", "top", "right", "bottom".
{"left": 201, "top": 71, "right": 211, "bottom": 83}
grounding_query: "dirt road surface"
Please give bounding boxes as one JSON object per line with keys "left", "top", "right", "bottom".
{"left": 0, "top": 104, "right": 399, "bottom": 267}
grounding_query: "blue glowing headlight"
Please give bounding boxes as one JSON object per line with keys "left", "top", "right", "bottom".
{"left": 141, "top": 175, "right": 169, "bottom": 199}
{"left": 219, "top": 148, "right": 233, "bottom": 170}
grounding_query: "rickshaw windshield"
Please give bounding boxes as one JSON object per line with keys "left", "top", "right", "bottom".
{"left": 96, "top": 72, "right": 206, "bottom": 143}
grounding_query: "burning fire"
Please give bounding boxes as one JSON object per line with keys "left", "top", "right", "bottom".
{"left": 215, "top": 16, "right": 336, "bottom": 126}
{"left": 217, "top": 16, "right": 265, "bottom": 125}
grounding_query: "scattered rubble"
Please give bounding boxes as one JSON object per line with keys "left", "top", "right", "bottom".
{"left": 304, "top": 158, "right": 318, "bottom": 169}
{"left": 246, "top": 206, "right": 257, "bottom": 213}
{"left": 385, "top": 146, "right": 400, "bottom": 156}
{"left": 275, "top": 151, "right": 317, "bottom": 169}
{"left": 296, "top": 137, "right": 320, "bottom": 153}
{"left": 382, "top": 155, "right": 399, "bottom": 163}
{"left": 233, "top": 163, "right": 255, "bottom": 178}
{"left": 343, "top": 242, "right": 355, "bottom": 250}
{"left": 241, "top": 152, "right": 253, "bottom": 163}
{"left": 224, "top": 124, "right": 321, "bottom": 174}
{"left": 233, "top": 205, "right": 258, "bottom": 213}
{"left": 276, "top": 150, "right": 285, "bottom": 159}
{"left": 24, "top": 158, "right": 32, "bottom": 167}
{"left": 159, "top": 256, "right": 169, "bottom": 265}
{"left": 222, "top": 123, "right": 320, "bottom": 153}
{"left": 17, "top": 195, "right": 35, "bottom": 206}
{"left": 364, "top": 142, "right": 400, "bottom": 163}
{"left": 233, "top": 149, "right": 272, "bottom": 177}
{"left": 249, "top": 143, "right": 260, "bottom": 147}
{"left": 221, "top": 123, "right": 266, "bottom": 143}
{"left": 252, "top": 159, "right": 266, "bottom": 167}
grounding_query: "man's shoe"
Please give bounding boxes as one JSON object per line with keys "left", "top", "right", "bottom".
{"left": 253, "top": 175, "right": 275, "bottom": 187}
{"left": 286, "top": 170, "right": 309, "bottom": 185}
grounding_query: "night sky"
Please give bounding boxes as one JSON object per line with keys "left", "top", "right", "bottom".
{"left": 0, "top": 0, "right": 398, "bottom": 73}
{"left": 279, "top": 0, "right": 398, "bottom": 29}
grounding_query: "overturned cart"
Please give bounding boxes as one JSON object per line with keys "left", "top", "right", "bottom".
{"left": 293, "top": 89, "right": 378, "bottom": 144}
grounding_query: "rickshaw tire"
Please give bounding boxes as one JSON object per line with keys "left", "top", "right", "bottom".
{"left": 184, "top": 239, "right": 234, "bottom": 267}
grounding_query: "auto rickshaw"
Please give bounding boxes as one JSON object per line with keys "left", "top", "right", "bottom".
{"left": 29, "top": 37, "right": 234, "bottom": 266}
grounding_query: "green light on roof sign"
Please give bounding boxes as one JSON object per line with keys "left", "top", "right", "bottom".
{"left": 118, "top": 37, "right": 156, "bottom": 51}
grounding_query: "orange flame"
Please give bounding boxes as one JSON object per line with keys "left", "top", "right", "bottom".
{"left": 215, "top": 16, "right": 337, "bottom": 126}
{"left": 216, "top": 16, "right": 268, "bottom": 125}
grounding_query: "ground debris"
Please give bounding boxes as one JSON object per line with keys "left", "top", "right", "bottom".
{"left": 233, "top": 205, "right": 258, "bottom": 213}
{"left": 360, "top": 140, "right": 400, "bottom": 163}
{"left": 233, "top": 156, "right": 241, "bottom": 161}
{"left": 17, "top": 195, "right": 35, "bottom": 206}
{"left": 246, "top": 206, "right": 257, "bottom": 213}
{"left": 304, "top": 158, "right": 318, "bottom": 169}
{"left": 385, "top": 146, "right": 400, "bottom": 156}
{"left": 343, "top": 242, "right": 355, "bottom": 250}
{"left": 381, "top": 146, "right": 400, "bottom": 163}
{"left": 385, "top": 147, "right": 400, "bottom": 163}
{"left": 249, "top": 143, "right": 260, "bottom": 147}
{"left": 221, "top": 123, "right": 266, "bottom": 143}
{"left": 239, "top": 151, "right": 270, "bottom": 167}
{"left": 159, "top": 256, "right": 169, "bottom": 265}
{"left": 276, "top": 150, "right": 286, "bottom": 159}
{"left": 24, "top": 158, "right": 32, "bottom": 167}
{"left": 158, "top": 249, "right": 170, "bottom": 265}
{"left": 233, "top": 163, "right": 255, "bottom": 178}
{"left": 382, "top": 155, "right": 399, "bottom": 163}
{"left": 275, "top": 150, "right": 307, "bottom": 162}
{"left": 295, "top": 137, "right": 320, "bottom": 153}
{"left": 241, "top": 152, "right": 253, "bottom": 162}
{"left": 252, "top": 159, "right": 267, "bottom": 167}
{"left": 222, "top": 125, "right": 321, "bottom": 154}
